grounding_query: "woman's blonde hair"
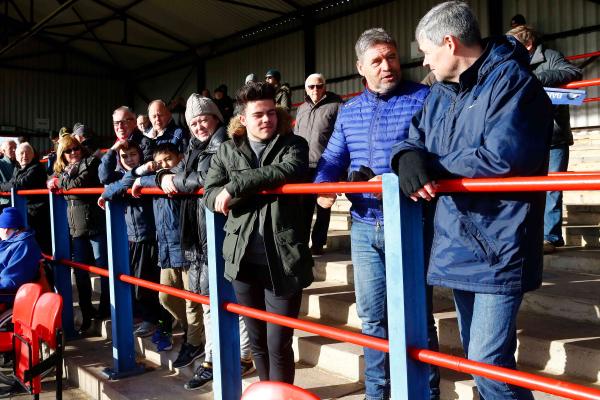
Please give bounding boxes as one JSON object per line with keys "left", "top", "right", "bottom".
{"left": 54, "top": 135, "right": 87, "bottom": 174}
{"left": 506, "top": 25, "right": 538, "bottom": 47}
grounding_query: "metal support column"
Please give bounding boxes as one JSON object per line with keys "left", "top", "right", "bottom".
{"left": 382, "top": 173, "right": 429, "bottom": 399}
{"left": 102, "top": 199, "right": 144, "bottom": 379}
{"left": 206, "top": 209, "right": 242, "bottom": 400}
{"left": 49, "top": 192, "right": 76, "bottom": 338}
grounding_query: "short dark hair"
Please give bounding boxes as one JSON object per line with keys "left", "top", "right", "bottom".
{"left": 120, "top": 141, "right": 142, "bottom": 157}
{"left": 153, "top": 142, "right": 180, "bottom": 158}
{"left": 511, "top": 14, "right": 526, "bottom": 27}
{"left": 235, "top": 82, "right": 276, "bottom": 115}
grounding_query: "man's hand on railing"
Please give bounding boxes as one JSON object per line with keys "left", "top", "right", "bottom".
{"left": 396, "top": 151, "right": 436, "bottom": 202}
{"left": 214, "top": 188, "right": 232, "bottom": 215}
{"left": 317, "top": 193, "right": 337, "bottom": 209}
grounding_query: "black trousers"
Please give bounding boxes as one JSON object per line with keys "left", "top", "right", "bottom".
{"left": 301, "top": 194, "right": 331, "bottom": 249}
{"left": 129, "top": 240, "right": 161, "bottom": 324}
{"left": 232, "top": 273, "right": 302, "bottom": 384}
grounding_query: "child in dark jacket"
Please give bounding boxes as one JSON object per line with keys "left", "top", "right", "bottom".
{"left": 132, "top": 143, "right": 205, "bottom": 367}
{"left": 98, "top": 141, "right": 166, "bottom": 339}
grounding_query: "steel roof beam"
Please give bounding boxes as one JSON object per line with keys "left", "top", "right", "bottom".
{"left": 45, "top": 16, "right": 117, "bottom": 29}
{"left": 8, "top": 0, "right": 28, "bottom": 25}
{"left": 218, "top": 0, "right": 286, "bottom": 15}
{"left": 70, "top": 5, "right": 121, "bottom": 69}
{"left": 0, "top": 0, "right": 80, "bottom": 57}
{"left": 279, "top": 0, "right": 302, "bottom": 10}
{"left": 43, "top": 31, "right": 178, "bottom": 53}
{"left": 91, "top": 0, "right": 193, "bottom": 49}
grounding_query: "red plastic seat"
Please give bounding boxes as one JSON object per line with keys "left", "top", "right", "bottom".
{"left": 13, "top": 292, "right": 63, "bottom": 399}
{"left": 0, "top": 283, "right": 43, "bottom": 353}
{"left": 241, "top": 381, "right": 320, "bottom": 400}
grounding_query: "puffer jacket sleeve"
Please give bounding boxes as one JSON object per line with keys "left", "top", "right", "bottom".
{"left": 314, "top": 115, "right": 350, "bottom": 183}
{"left": 431, "top": 67, "right": 553, "bottom": 178}
{"left": 172, "top": 157, "right": 200, "bottom": 193}
{"left": 98, "top": 149, "right": 123, "bottom": 184}
{"left": 223, "top": 136, "right": 309, "bottom": 197}
{"left": 535, "top": 48, "right": 582, "bottom": 87}
{"left": 102, "top": 171, "right": 137, "bottom": 200}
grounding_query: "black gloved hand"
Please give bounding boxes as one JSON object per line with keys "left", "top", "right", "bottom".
{"left": 396, "top": 150, "right": 430, "bottom": 198}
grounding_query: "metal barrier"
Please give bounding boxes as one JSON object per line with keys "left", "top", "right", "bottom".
{"left": 6, "top": 174, "right": 600, "bottom": 399}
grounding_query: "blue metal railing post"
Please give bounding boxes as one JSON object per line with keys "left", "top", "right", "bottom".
{"left": 102, "top": 199, "right": 143, "bottom": 379}
{"left": 10, "top": 188, "right": 28, "bottom": 226}
{"left": 206, "top": 209, "right": 242, "bottom": 400}
{"left": 49, "top": 192, "right": 76, "bottom": 338}
{"left": 382, "top": 173, "right": 429, "bottom": 399}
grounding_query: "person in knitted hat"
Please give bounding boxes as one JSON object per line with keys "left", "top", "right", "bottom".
{"left": 0, "top": 207, "right": 41, "bottom": 305}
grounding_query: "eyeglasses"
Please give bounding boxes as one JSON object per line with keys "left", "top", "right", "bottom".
{"left": 307, "top": 84, "right": 324, "bottom": 90}
{"left": 63, "top": 146, "right": 81, "bottom": 155}
{"left": 113, "top": 118, "right": 134, "bottom": 126}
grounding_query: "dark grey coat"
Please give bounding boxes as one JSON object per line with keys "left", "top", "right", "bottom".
{"left": 530, "top": 45, "right": 582, "bottom": 147}
{"left": 294, "top": 92, "right": 342, "bottom": 168}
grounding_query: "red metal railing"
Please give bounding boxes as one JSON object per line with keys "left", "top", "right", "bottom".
{"left": 35, "top": 174, "right": 600, "bottom": 399}
{"left": 566, "top": 50, "right": 600, "bottom": 61}
{"left": 41, "top": 249, "right": 600, "bottom": 399}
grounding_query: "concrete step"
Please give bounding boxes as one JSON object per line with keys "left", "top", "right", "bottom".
{"left": 317, "top": 212, "right": 351, "bottom": 231}
{"left": 436, "top": 269, "right": 600, "bottom": 326}
{"left": 439, "top": 366, "right": 600, "bottom": 400}
{"left": 325, "top": 230, "right": 351, "bottom": 251}
{"left": 64, "top": 335, "right": 364, "bottom": 400}
{"left": 564, "top": 191, "right": 600, "bottom": 205}
{"left": 544, "top": 246, "right": 600, "bottom": 275}
{"left": 331, "top": 195, "right": 351, "bottom": 213}
{"left": 564, "top": 225, "right": 600, "bottom": 247}
{"left": 313, "top": 251, "right": 354, "bottom": 284}
{"left": 564, "top": 204, "right": 600, "bottom": 225}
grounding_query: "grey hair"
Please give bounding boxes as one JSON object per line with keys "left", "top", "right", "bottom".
{"left": 416, "top": 1, "right": 481, "bottom": 47}
{"left": 305, "top": 73, "right": 326, "bottom": 86}
{"left": 16, "top": 142, "right": 34, "bottom": 153}
{"left": 355, "top": 28, "right": 397, "bottom": 60}
{"left": 112, "top": 106, "right": 135, "bottom": 118}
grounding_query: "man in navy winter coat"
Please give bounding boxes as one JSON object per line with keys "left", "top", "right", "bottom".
{"left": 392, "top": 2, "right": 553, "bottom": 399}
{"left": 314, "top": 28, "right": 437, "bottom": 400}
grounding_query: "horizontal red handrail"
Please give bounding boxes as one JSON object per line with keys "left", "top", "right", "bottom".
{"left": 7, "top": 174, "right": 600, "bottom": 198}
{"left": 563, "top": 78, "right": 600, "bottom": 89}
{"left": 47, "top": 253, "right": 600, "bottom": 399}
{"left": 584, "top": 97, "right": 600, "bottom": 103}
{"left": 411, "top": 349, "right": 600, "bottom": 400}
{"left": 566, "top": 50, "right": 600, "bottom": 61}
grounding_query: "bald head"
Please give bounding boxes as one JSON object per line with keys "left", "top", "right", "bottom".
{"left": 1, "top": 140, "right": 16, "bottom": 161}
{"left": 148, "top": 100, "right": 171, "bottom": 133}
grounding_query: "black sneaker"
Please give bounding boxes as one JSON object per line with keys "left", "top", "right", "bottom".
{"left": 172, "top": 343, "right": 204, "bottom": 369}
{"left": 184, "top": 362, "right": 213, "bottom": 390}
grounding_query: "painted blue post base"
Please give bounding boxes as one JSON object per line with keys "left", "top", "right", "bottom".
{"left": 101, "top": 365, "right": 146, "bottom": 381}
{"left": 105, "top": 200, "right": 144, "bottom": 378}
{"left": 49, "top": 193, "right": 77, "bottom": 339}
{"left": 382, "top": 173, "right": 430, "bottom": 400}
{"left": 206, "top": 209, "right": 242, "bottom": 400}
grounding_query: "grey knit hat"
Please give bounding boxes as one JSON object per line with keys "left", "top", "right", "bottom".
{"left": 185, "top": 93, "right": 224, "bottom": 125}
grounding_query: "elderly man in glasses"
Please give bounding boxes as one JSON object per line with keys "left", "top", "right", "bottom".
{"left": 294, "top": 73, "right": 342, "bottom": 255}
{"left": 99, "top": 106, "right": 153, "bottom": 184}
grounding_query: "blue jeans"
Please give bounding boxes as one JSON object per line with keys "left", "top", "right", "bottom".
{"left": 351, "top": 220, "right": 439, "bottom": 400}
{"left": 453, "top": 290, "right": 534, "bottom": 400}
{"left": 72, "top": 233, "right": 110, "bottom": 319}
{"left": 544, "top": 145, "right": 569, "bottom": 245}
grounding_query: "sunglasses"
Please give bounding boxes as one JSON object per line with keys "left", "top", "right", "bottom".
{"left": 307, "top": 84, "right": 324, "bottom": 90}
{"left": 63, "top": 146, "right": 81, "bottom": 155}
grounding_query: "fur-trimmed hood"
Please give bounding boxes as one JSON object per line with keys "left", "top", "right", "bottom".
{"left": 227, "top": 107, "right": 293, "bottom": 141}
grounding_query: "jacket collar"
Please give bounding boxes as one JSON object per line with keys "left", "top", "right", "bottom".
{"left": 362, "top": 81, "right": 412, "bottom": 102}
{"left": 530, "top": 44, "right": 545, "bottom": 66}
